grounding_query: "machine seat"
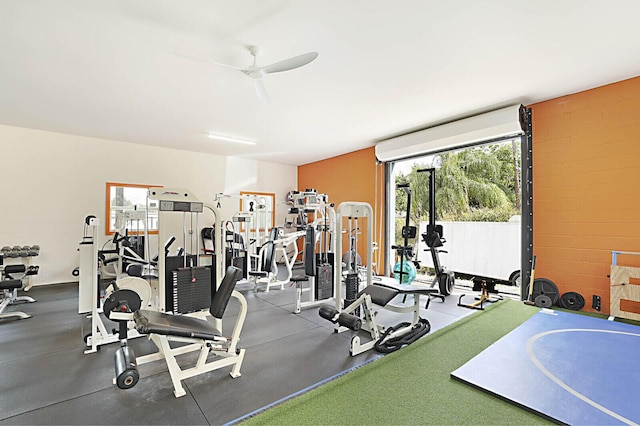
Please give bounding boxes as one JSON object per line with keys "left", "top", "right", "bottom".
{"left": 0, "top": 279, "right": 23, "bottom": 291}
{"left": 359, "top": 285, "right": 398, "bottom": 307}
{"left": 375, "top": 281, "right": 440, "bottom": 295}
{"left": 133, "top": 265, "right": 242, "bottom": 341}
{"left": 134, "top": 310, "right": 220, "bottom": 341}
{"left": 360, "top": 282, "right": 439, "bottom": 307}
{"left": 289, "top": 275, "right": 309, "bottom": 283}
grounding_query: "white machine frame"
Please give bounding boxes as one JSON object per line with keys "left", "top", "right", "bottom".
{"left": 253, "top": 229, "right": 305, "bottom": 292}
{"left": 80, "top": 189, "right": 227, "bottom": 354}
{"left": 113, "top": 209, "right": 152, "bottom": 276}
{"left": 333, "top": 202, "right": 374, "bottom": 313}
{"left": 214, "top": 192, "right": 271, "bottom": 281}
{"left": 148, "top": 187, "right": 204, "bottom": 313}
{"left": 331, "top": 202, "right": 437, "bottom": 356}
{"left": 293, "top": 194, "right": 338, "bottom": 313}
{"left": 126, "top": 290, "right": 247, "bottom": 398}
{"left": 78, "top": 217, "right": 145, "bottom": 354}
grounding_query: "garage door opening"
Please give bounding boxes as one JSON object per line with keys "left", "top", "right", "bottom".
{"left": 389, "top": 140, "right": 523, "bottom": 296}
{"left": 377, "top": 104, "right": 533, "bottom": 300}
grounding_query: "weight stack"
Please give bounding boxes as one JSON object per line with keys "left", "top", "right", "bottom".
{"left": 345, "top": 272, "right": 360, "bottom": 316}
{"left": 225, "top": 248, "right": 247, "bottom": 277}
{"left": 315, "top": 252, "right": 334, "bottom": 300}
{"left": 172, "top": 266, "right": 212, "bottom": 314}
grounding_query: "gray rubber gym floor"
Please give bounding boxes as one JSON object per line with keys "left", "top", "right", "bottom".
{"left": 0, "top": 271, "right": 478, "bottom": 425}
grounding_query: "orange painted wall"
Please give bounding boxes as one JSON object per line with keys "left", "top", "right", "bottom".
{"left": 530, "top": 75, "right": 640, "bottom": 314}
{"left": 298, "top": 147, "right": 385, "bottom": 273}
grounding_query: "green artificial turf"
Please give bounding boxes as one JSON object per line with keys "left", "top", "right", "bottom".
{"left": 243, "top": 299, "right": 553, "bottom": 425}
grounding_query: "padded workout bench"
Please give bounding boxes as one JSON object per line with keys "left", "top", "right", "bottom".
{"left": 0, "top": 279, "right": 32, "bottom": 320}
{"left": 1, "top": 262, "right": 38, "bottom": 321}
{"left": 120, "top": 266, "right": 247, "bottom": 397}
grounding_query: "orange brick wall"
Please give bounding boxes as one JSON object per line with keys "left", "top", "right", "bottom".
{"left": 530, "top": 76, "right": 640, "bottom": 314}
{"left": 298, "top": 147, "right": 385, "bottom": 273}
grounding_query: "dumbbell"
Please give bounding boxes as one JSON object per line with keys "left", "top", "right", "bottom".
{"left": 24, "top": 245, "right": 40, "bottom": 256}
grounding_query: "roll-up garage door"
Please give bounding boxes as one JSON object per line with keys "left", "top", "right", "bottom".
{"left": 375, "top": 104, "right": 525, "bottom": 162}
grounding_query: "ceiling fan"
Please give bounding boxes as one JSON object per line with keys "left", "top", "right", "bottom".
{"left": 177, "top": 46, "right": 318, "bottom": 103}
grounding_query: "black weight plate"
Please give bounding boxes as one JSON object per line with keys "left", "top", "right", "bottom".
{"left": 534, "top": 294, "right": 553, "bottom": 308}
{"left": 103, "top": 289, "right": 142, "bottom": 320}
{"left": 560, "top": 291, "right": 585, "bottom": 310}
{"left": 525, "top": 278, "right": 560, "bottom": 306}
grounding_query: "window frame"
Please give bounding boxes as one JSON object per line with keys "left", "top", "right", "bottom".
{"left": 239, "top": 191, "right": 276, "bottom": 233}
{"left": 105, "top": 182, "right": 161, "bottom": 236}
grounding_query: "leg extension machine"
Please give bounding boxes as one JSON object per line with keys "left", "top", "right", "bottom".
{"left": 110, "top": 266, "right": 247, "bottom": 397}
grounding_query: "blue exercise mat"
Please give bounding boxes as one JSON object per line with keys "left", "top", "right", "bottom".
{"left": 451, "top": 310, "right": 640, "bottom": 425}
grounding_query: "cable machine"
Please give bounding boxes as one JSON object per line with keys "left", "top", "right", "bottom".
{"left": 321, "top": 201, "right": 436, "bottom": 355}
{"left": 287, "top": 190, "right": 337, "bottom": 313}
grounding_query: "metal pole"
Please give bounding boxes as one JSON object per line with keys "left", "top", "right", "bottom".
{"left": 520, "top": 106, "right": 534, "bottom": 301}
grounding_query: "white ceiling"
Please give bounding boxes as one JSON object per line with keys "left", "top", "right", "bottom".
{"left": 1, "top": 1, "right": 639, "bottom": 166}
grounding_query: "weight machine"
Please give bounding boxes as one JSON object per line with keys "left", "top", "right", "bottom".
{"left": 112, "top": 209, "right": 152, "bottom": 277}
{"left": 213, "top": 192, "right": 272, "bottom": 281}
{"left": 78, "top": 216, "right": 147, "bottom": 353}
{"left": 79, "top": 188, "right": 227, "bottom": 353}
{"left": 109, "top": 188, "right": 245, "bottom": 397}
{"left": 319, "top": 201, "right": 438, "bottom": 355}
{"left": 251, "top": 227, "right": 307, "bottom": 292}
{"left": 288, "top": 190, "right": 337, "bottom": 313}
{"left": 108, "top": 265, "right": 246, "bottom": 397}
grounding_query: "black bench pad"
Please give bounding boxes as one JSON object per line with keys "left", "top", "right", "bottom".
{"left": 134, "top": 310, "right": 220, "bottom": 340}
{"left": 359, "top": 285, "right": 398, "bottom": 306}
{"left": 4, "top": 265, "right": 26, "bottom": 274}
{"left": 375, "top": 281, "right": 439, "bottom": 295}
{"left": 360, "top": 281, "right": 439, "bottom": 307}
{"left": 0, "top": 279, "right": 22, "bottom": 290}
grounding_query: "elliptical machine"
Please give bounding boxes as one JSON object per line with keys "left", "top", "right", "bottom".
{"left": 419, "top": 168, "right": 455, "bottom": 296}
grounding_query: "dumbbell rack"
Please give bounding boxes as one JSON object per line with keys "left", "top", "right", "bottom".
{"left": 0, "top": 245, "right": 40, "bottom": 290}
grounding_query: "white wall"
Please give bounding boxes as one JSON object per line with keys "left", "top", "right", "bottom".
{"left": 0, "top": 124, "right": 297, "bottom": 285}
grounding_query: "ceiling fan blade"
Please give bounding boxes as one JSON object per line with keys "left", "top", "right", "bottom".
{"left": 254, "top": 79, "right": 271, "bottom": 104}
{"left": 261, "top": 52, "right": 318, "bottom": 74}
{"left": 172, "top": 52, "right": 249, "bottom": 72}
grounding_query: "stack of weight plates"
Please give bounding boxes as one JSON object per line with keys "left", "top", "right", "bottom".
{"left": 525, "top": 278, "right": 559, "bottom": 308}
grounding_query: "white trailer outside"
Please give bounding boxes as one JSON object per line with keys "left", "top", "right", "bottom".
{"left": 416, "top": 219, "right": 521, "bottom": 284}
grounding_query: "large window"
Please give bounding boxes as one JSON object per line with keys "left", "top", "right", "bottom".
{"left": 105, "top": 182, "right": 160, "bottom": 235}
